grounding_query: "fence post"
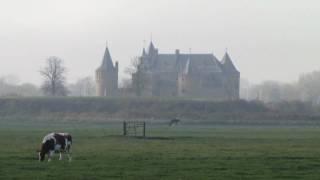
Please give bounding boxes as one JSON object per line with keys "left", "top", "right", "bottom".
{"left": 123, "top": 121, "right": 127, "bottom": 136}
{"left": 143, "top": 122, "right": 146, "bottom": 137}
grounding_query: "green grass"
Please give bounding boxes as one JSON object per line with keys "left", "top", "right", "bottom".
{"left": 1, "top": 122, "right": 320, "bottom": 179}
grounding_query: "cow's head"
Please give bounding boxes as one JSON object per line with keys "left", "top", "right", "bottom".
{"left": 38, "top": 139, "right": 54, "bottom": 162}
{"left": 38, "top": 143, "right": 47, "bottom": 162}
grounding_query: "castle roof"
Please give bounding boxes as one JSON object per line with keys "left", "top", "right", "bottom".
{"left": 98, "top": 46, "right": 115, "bottom": 71}
{"left": 221, "top": 52, "right": 239, "bottom": 73}
{"left": 152, "top": 53, "right": 222, "bottom": 74}
{"left": 148, "top": 41, "right": 156, "bottom": 54}
{"left": 142, "top": 42, "right": 240, "bottom": 75}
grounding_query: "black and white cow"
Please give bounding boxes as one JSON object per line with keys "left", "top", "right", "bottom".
{"left": 38, "top": 132, "right": 72, "bottom": 162}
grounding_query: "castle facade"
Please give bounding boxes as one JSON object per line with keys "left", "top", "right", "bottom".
{"left": 96, "top": 42, "right": 240, "bottom": 100}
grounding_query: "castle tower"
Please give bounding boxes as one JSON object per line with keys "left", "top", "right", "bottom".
{"left": 95, "top": 46, "right": 118, "bottom": 96}
{"left": 221, "top": 52, "right": 240, "bottom": 100}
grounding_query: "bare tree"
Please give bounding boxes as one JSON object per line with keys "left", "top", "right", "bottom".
{"left": 125, "top": 57, "right": 148, "bottom": 97}
{"left": 247, "top": 81, "right": 281, "bottom": 102}
{"left": 119, "top": 78, "right": 132, "bottom": 89}
{"left": 68, "top": 76, "right": 96, "bottom": 97}
{"left": 118, "top": 78, "right": 133, "bottom": 97}
{"left": 40, "top": 56, "right": 68, "bottom": 96}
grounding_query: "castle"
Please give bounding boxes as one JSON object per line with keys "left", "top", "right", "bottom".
{"left": 96, "top": 42, "right": 240, "bottom": 100}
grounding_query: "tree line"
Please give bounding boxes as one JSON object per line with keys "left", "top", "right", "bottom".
{"left": 1, "top": 55, "right": 320, "bottom": 106}
{"left": 0, "top": 56, "right": 95, "bottom": 97}
{"left": 240, "top": 71, "right": 320, "bottom": 104}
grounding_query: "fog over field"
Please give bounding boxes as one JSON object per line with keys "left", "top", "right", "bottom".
{"left": 2, "top": 2, "right": 320, "bottom": 180}
{"left": 0, "top": 0, "right": 320, "bottom": 85}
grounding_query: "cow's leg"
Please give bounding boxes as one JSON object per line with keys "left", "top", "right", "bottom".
{"left": 67, "top": 146, "right": 72, "bottom": 162}
{"left": 48, "top": 151, "right": 54, "bottom": 162}
{"left": 59, "top": 152, "right": 63, "bottom": 160}
{"left": 67, "top": 153, "right": 72, "bottom": 162}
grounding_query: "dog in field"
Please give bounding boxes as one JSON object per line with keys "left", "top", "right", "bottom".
{"left": 169, "top": 118, "right": 181, "bottom": 127}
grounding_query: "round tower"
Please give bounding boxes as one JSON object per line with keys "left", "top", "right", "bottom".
{"left": 95, "top": 46, "right": 118, "bottom": 97}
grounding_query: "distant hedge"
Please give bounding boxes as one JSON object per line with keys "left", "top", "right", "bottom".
{"left": 0, "top": 97, "right": 267, "bottom": 114}
{"left": 0, "top": 97, "right": 319, "bottom": 123}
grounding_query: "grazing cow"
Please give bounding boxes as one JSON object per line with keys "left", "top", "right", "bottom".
{"left": 38, "top": 132, "right": 72, "bottom": 162}
{"left": 169, "top": 118, "right": 181, "bottom": 126}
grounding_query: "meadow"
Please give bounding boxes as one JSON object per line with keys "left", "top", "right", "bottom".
{"left": 1, "top": 120, "right": 320, "bottom": 180}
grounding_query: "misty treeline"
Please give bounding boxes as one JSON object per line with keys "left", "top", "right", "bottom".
{"left": 240, "top": 70, "right": 320, "bottom": 104}
{"left": 0, "top": 76, "right": 95, "bottom": 97}
{"left": 0, "top": 76, "right": 40, "bottom": 97}
{"left": 0, "top": 56, "right": 95, "bottom": 97}
{"left": 68, "top": 77, "right": 96, "bottom": 96}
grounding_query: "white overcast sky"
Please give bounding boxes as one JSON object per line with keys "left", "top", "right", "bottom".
{"left": 0, "top": 0, "right": 319, "bottom": 85}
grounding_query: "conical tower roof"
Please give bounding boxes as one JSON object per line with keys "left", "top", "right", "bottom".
{"left": 148, "top": 41, "right": 156, "bottom": 54}
{"left": 221, "top": 52, "right": 239, "bottom": 73}
{"left": 100, "top": 46, "right": 115, "bottom": 71}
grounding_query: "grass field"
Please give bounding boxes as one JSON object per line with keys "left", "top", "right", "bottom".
{"left": 1, "top": 121, "right": 320, "bottom": 180}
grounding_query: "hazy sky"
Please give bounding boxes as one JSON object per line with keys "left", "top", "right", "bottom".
{"left": 0, "top": 0, "right": 319, "bottom": 85}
